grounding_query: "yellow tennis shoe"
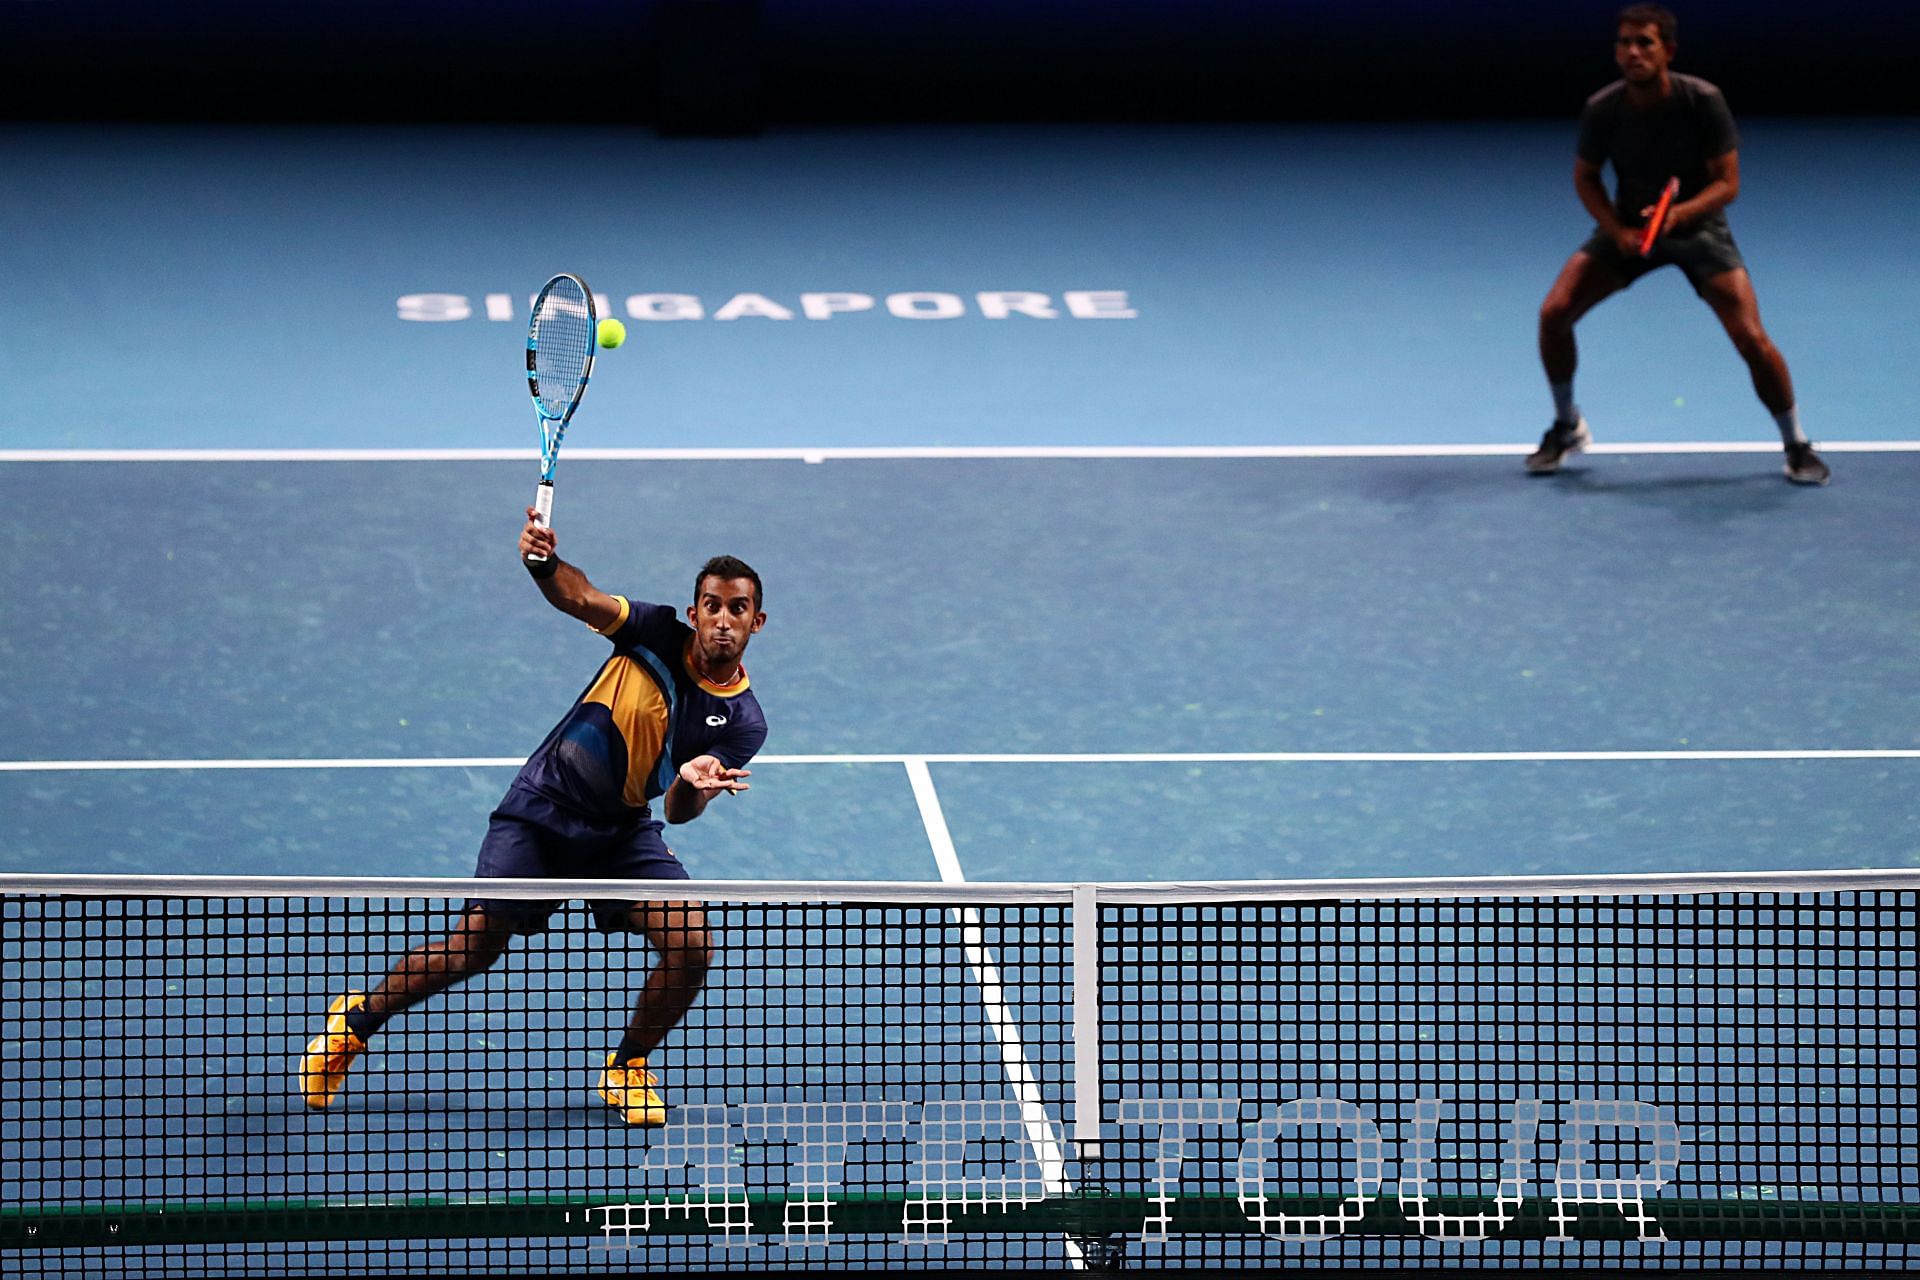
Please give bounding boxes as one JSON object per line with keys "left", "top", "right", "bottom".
{"left": 299, "top": 992, "right": 369, "bottom": 1110}
{"left": 598, "top": 1052, "right": 668, "bottom": 1127}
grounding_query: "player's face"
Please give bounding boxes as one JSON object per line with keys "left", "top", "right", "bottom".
{"left": 688, "top": 576, "right": 765, "bottom": 668}
{"left": 1614, "top": 22, "right": 1671, "bottom": 82}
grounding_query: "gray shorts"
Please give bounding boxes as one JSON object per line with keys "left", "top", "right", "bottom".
{"left": 1580, "top": 216, "right": 1746, "bottom": 295}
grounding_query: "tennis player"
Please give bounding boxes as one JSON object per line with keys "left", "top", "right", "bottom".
{"left": 1529, "top": 4, "right": 1829, "bottom": 486}
{"left": 299, "top": 511, "right": 768, "bottom": 1126}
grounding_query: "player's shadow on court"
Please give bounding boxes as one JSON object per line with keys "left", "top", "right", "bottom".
{"left": 1552, "top": 466, "right": 1794, "bottom": 518}
{"left": 1360, "top": 460, "right": 1789, "bottom": 520}
{"left": 1359, "top": 460, "right": 1532, "bottom": 508}
{"left": 208, "top": 1089, "right": 606, "bottom": 1134}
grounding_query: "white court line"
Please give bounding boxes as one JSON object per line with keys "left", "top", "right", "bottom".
{"left": 905, "top": 758, "right": 1080, "bottom": 1236}
{"left": 2, "top": 442, "right": 1916, "bottom": 463}
{"left": 0, "top": 757, "right": 532, "bottom": 771}
{"left": 884, "top": 749, "right": 1920, "bottom": 763}
{"left": 2, "top": 749, "right": 1914, "bottom": 772}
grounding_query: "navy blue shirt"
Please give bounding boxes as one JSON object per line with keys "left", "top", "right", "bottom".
{"left": 499, "top": 595, "right": 767, "bottom": 835}
{"left": 1578, "top": 74, "right": 1739, "bottom": 229}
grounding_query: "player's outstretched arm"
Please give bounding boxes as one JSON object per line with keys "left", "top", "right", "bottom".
{"left": 518, "top": 508, "right": 622, "bottom": 631}
{"left": 665, "top": 755, "right": 752, "bottom": 825}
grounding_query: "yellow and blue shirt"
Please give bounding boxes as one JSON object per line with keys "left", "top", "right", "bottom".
{"left": 499, "top": 595, "right": 767, "bottom": 834}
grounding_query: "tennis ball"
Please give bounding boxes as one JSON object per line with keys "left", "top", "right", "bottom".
{"left": 597, "top": 318, "right": 626, "bottom": 350}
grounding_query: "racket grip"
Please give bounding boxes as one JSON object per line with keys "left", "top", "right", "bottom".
{"left": 1639, "top": 177, "right": 1680, "bottom": 258}
{"left": 527, "top": 481, "right": 555, "bottom": 563}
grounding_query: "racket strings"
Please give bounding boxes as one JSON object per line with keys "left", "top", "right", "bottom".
{"left": 531, "top": 282, "right": 594, "bottom": 420}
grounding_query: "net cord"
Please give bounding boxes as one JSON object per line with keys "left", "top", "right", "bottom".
{"left": 5, "top": 866, "right": 1918, "bottom": 903}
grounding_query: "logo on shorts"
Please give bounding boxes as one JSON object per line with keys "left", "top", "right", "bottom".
{"left": 706, "top": 715, "right": 728, "bottom": 727}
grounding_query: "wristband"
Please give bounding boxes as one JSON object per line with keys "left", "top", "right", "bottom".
{"left": 525, "top": 555, "right": 559, "bottom": 580}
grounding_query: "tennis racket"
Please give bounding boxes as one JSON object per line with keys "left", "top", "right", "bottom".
{"left": 524, "top": 273, "right": 597, "bottom": 564}
{"left": 1638, "top": 177, "right": 1680, "bottom": 258}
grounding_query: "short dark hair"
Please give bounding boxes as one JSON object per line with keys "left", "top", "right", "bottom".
{"left": 695, "top": 555, "right": 763, "bottom": 610}
{"left": 1617, "top": 4, "right": 1677, "bottom": 49}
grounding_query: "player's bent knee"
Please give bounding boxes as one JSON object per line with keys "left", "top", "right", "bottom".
{"left": 448, "top": 933, "right": 511, "bottom": 973}
{"left": 1731, "top": 327, "right": 1772, "bottom": 362}
{"left": 665, "top": 932, "right": 713, "bottom": 976}
{"left": 449, "top": 909, "right": 516, "bottom": 969}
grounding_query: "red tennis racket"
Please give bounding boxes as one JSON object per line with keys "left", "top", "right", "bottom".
{"left": 1639, "top": 177, "right": 1680, "bottom": 257}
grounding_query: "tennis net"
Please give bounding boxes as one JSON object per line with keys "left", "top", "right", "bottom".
{"left": 2, "top": 869, "right": 1917, "bottom": 1275}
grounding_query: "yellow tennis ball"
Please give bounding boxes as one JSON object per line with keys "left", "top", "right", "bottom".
{"left": 597, "top": 318, "right": 626, "bottom": 350}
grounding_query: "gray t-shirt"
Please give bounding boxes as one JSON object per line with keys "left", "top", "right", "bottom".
{"left": 1577, "top": 74, "right": 1739, "bottom": 227}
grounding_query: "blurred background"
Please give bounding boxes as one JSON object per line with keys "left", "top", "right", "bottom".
{"left": 5, "top": 0, "right": 1918, "bottom": 128}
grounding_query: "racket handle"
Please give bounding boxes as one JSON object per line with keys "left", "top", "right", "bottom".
{"left": 1639, "top": 177, "right": 1680, "bottom": 258}
{"left": 527, "top": 481, "right": 555, "bottom": 563}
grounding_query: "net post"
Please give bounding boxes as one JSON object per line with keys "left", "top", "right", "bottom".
{"left": 1072, "top": 881, "right": 1102, "bottom": 1159}
{"left": 1069, "top": 881, "right": 1131, "bottom": 1271}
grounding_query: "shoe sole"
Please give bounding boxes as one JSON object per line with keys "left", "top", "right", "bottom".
{"left": 597, "top": 1086, "right": 668, "bottom": 1127}
{"left": 300, "top": 1039, "right": 362, "bottom": 1109}
{"left": 1526, "top": 424, "right": 1589, "bottom": 475}
{"left": 301, "top": 1076, "right": 343, "bottom": 1110}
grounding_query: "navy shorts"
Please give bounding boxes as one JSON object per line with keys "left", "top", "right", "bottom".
{"left": 467, "top": 807, "right": 690, "bottom": 935}
{"left": 1579, "top": 216, "right": 1746, "bottom": 296}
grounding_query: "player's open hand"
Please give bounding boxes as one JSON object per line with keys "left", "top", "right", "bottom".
{"left": 679, "top": 755, "right": 751, "bottom": 795}
{"left": 520, "top": 507, "right": 557, "bottom": 562}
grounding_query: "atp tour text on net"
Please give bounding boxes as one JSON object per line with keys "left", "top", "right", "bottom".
{"left": 579, "top": 1095, "right": 1683, "bottom": 1248}
{"left": 397, "top": 290, "right": 1138, "bottom": 322}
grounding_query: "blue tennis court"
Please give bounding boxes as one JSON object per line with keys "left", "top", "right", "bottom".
{"left": 0, "top": 448, "right": 1916, "bottom": 881}
{"left": 3, "top": 122, "right": 1918, "bottom": 884}
{"left": 2, "top": 117, "right": 1917, "bottom": 1275}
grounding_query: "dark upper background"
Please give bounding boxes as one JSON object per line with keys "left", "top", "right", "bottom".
{"left": 2, "top": 1, "right": 1915, "bottom": 128}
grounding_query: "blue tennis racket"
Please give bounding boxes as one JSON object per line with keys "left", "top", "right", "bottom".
{"left": 524, "top": 273, "right": 597, "bottom": 564}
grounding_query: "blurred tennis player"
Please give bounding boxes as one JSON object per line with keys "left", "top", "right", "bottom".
{"left": 299, "top": 513, "right": 768, "bottom": 1126}
{"left": 1529, "top": 4, "right": 1829, "bottom": 485}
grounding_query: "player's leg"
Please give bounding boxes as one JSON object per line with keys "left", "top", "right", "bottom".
{"left": 298, "top": 809, "right": 550, "bottom": 1109}
{"left": 297, "top": 905, "right": 517, "bottom": 1110}
{"left": 1531, "top": 249, "right": 1629, "bottom": 473}
{"left": 599, "top": 899, "right": 713, "bottom": 1127}
{"left": 619, "top": 899, "right": 714, "bottom": 1062}
{"left": 361, "top": 811, "right": 557, "bottom": 1031}
{"left": 587, "top": 827, "right": 707, "bottom": 1126}
{"left": 1697, "top": 267, "right": 1829, "bottom": 485}
{"left": 359, "top": 905, "right": 518, "bottom": 1025}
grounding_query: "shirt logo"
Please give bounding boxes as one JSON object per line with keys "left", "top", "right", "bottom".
{"left": 706, "top": 715, "right": 728, "bottom": 727}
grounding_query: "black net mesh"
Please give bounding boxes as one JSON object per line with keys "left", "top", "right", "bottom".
{"left": 2, "top": 880, "right": 1916, "bottom": 1275}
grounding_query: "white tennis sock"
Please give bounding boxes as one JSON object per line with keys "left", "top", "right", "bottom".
{"left": 1773, "top": 405, "right": 1808, "bottom": 446}
{"left": 1550, "top": 381, "right": 1579, "bottom": 425}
